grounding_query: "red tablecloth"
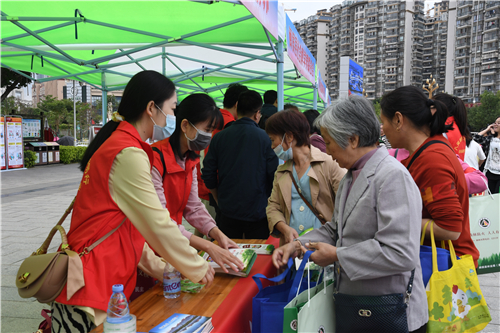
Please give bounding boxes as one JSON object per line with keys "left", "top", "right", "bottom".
{"left": 212, "top": 236, "right": 280, "bottom": 333}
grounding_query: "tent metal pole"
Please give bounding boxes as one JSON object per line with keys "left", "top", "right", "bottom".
{"left": 98, "top": 52, "right": 162, "bottom": 69}
{"left": 34, "top": 56, "right": 101, "bottom": 89}
{"left": 277, "top": 39, "right": 284, "bottom": 111}
{"left": 101, "top": 71, "right": 107, "bottom": 125}
{"left": 73, "top": 80, "right": 77, "bottom": 146}
{"left": 162, "top": 47, "right": 166, "bottom": 76}
{"left": 263, "top": 28, "right": 279, "bottom": 61}
{"left": 0, "top": 64, "right": 34, "bottom": 81}
{"left": 119, "top": 49, "right": 147, "bottom": 71}
{"left": 1, "top": 13, "right": 83, "bottom": 65}
{"left": 1, "top": 16, "right": 84, "bottom": 22}
{"left": 313, "top": 84, "right": 318, "bottom": 110}
{"left": 1, "top": 41, "right": 89, "bottom": 66}
{"left": 1, "top": 22, "right": 74, "bottom": 42}
{"left": 37, "top": 69, "right": 101, "bottom": 82}
{"left": 165, "top": 55, "right": 205, "bottom": 92}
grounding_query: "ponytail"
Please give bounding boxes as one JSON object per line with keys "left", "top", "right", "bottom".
{"left": 381, "top": 86, "right": 449, "bottom": 136}
{"left": 80, "top": 121, "right": 119, "bottom": 171}
{"left": 433, "top": 93, "right": 471, "bottom": 142}
{"left": 426, "top": 99, "right": 448, "bottom": 137}
{"left": 79, "top": 70, "right": 176, "bottom": 172}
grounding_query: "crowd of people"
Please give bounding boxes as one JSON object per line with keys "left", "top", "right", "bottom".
{"left": 49, "top": 70, "right": 496, "bottom": 332}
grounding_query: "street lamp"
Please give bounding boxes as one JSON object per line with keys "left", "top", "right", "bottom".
{"left": 422, "top": 74, "right": 439, "bottom": 99}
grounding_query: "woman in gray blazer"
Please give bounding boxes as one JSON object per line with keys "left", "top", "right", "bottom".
{"left": 272, "top": 95, "right": 428, "bottom": 333}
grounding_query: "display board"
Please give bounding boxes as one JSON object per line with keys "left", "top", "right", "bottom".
{"left": 339, "top": 57, "right": 364, "bottom": 98}
{"left": 286, "top": 15, "right": 316, "bottom": 85}
{"left": 1, "top": 117, "right": 5, "bottom": 170}
{"left": 241, "top": 0, "right": 279, "bottom": 40}
{"left": 23, "top": 119, "right": 42, "bottom": 138}
{"left": 5, "top": 116, "right": 24, "bottom": 169}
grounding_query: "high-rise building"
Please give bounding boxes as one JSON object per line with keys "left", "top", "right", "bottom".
{"left": 326, "top": 0, "right": 427, "bottom": 100}
{"left": 294, "top": 10, "right": 332, "bottom": 87}
{"left": 422, "top": 1, "right": 456, "bottom": 94}
{"left": 454, "top": 0, "right": 500, "bottom": 102}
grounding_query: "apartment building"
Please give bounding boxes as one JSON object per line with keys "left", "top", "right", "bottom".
{"left": 422, "top": 1, "right": 456, "bottom": 95}
{"left": 326, "top": 1, "right": 427, "bottom": 99}
{"left": 294, "top": 10, "right": 332, "bottom": 85}
{"left": 454, "top": 0, "right": 500, "bottom": 102}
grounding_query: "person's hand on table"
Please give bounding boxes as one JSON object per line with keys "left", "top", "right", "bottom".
{"left": 207, "top": 242, "right": 245, "bottom": 273}
{"left": 200, "top": 264, "right": 215, "bottom": 288}
{"left": 304, "top": 241, "right": 337, "bottom": 267}
{"left": 275, "top": 221, "right": 299, "bottom": 244}
{"left": 272, "top": 240, "right": 302, "bottom": 269}
{"left": 209, "top": 227, "right": 239, "bottom": 249}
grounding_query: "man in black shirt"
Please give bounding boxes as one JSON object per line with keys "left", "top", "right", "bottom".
{"left": 202, "top": 90, "right": 279, "bottom": 239}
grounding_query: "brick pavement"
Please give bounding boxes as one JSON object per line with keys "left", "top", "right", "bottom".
{"left": 1, "top": 163, "right": 499, "bottom": 332}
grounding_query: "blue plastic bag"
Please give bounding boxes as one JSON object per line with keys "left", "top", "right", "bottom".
{"left": 420, "top": 221, "right": 452, "bottom": 287}
{"left": 252, "top": 251, "right": 320, "bottom": 333}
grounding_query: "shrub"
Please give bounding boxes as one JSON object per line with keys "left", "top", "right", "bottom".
{"left": 60, "top": 146, "right": 87, "bottom": 164}
{"left": 24, "top": 150, "right": 37, "bottom": 168}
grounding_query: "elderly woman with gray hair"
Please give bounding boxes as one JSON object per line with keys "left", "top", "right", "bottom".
{"left": 272, "top": 95, "right": 428, "bottom": 333}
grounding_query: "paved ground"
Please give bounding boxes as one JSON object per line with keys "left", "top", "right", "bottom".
{"left": 1, "top": 163, "right": 499, "bottom": 332}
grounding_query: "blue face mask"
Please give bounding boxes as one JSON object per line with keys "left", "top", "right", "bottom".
{"left": 151, "top": 104, "right": 176, "bottom": 141}
{"left": 273, "top": 134, "right": 293, "bottom": 161}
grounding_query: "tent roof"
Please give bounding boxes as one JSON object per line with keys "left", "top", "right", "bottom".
{"left": 1, "top": 0, "right": 322, "bottom": 110}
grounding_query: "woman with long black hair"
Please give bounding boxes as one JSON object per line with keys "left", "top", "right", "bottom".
{"left": 51, "top": 71, "right": 214, "bottom": 332}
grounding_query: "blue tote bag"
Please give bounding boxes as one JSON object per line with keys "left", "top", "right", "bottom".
{"left": 420, "top": 220, "right": 452, "bottom": 286}
{"left": 252, "top": 251, "right": 318, "bottom": 333}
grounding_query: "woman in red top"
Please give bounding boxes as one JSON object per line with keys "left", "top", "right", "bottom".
{"left": 380, "top": 86, "right": 479, "bottom": 267}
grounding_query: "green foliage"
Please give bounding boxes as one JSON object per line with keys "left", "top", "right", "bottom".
{"left": 465, "top": 277, "right": 472, "bottom": 289}
{"left": 468, "top": 91, "right": 500, "bottom": 132}
{"left": 478, "top": 253, "right": 500, "bottom": 267}
{"left": 442, "top": 285, "right": 452, "bottom": 305}
{"left": 1, "top": 68, "right": 33, "bottom": 102}
{"left": 373, "top": 101, "right": 381, "bottom": 121}
{"left": 24, "top": 150, "right": 37, "bottom": 168}
{"left": 468, "top": 296, "right": 481, "bottom": 307}
{"left": 60, "top": 146, "right": 87, "bottom": 164}
{"left": 429, "top": 302, "right": 445, "bottom": 321}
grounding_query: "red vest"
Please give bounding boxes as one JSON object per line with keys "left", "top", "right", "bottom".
{"left": 445, "top": 116, "right": 466, "bottom": 161}
{"left": 151, "top": 138, "right": 199, "bottom": 225}
{"left": 55, "top": 121, "right": 154, "bottom": 311}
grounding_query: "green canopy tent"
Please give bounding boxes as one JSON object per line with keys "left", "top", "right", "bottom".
{"left": 1, "top": 0, "right": 326, "bottom": 125}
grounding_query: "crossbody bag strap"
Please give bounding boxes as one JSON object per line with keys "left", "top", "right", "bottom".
{"left": 291, "top": 174, "right": 327, "bottom": 225}
{"left": 406, "top": 140, "right": 453, "bottom": 170}
{"left": 79, "top": 218, "right": 126, "bottom": 257}
{"left": 35, "top": 197, "right": 76, "bottom": 255}
{"left": 152, "top": 147, "right": 167, "bottom": 181}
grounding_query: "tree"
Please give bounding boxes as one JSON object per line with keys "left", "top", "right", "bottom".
{"left": 468, "top": 91, "right": 500, "bottom": 132}
{"left": 32, "top": 96, "right": 73, "bottom": 133}
{"left": 1, "top": 68, "right": 33, "bottom": 102}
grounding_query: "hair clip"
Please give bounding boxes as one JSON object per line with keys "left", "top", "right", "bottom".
{"left": 452, "top": 98, "right": 457, "bottom": 104}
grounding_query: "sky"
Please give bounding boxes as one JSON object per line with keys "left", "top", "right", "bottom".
{"left": 283, "top": 0, "right": 436, "bottom": 22}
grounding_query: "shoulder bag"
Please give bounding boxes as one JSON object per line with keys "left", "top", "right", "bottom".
{"left": 16, "top": 198, "right": 126, "bottom": 303}
{"left": 291, "top": 175, "right": 327, "bottom": 225}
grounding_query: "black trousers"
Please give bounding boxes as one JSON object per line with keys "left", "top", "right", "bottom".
{"left": 217, "top": 213, "right": 269, "bottom": 239}
{"left": 486, "top": 170, "right": 500, "bottom": 194}
{"left": 410, "top": 323, "right": 427, "bottom": 333}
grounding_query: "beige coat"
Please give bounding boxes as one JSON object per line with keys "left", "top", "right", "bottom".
{"left": 266, "top": 146, "right": 346, "bottom": 244}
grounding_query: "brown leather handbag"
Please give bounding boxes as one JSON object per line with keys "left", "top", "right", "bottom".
{"left": 16, "top": 198, "right": 125, "bottom": 303}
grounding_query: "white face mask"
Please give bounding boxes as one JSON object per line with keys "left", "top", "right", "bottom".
{"left": 151, "top": 104, "right": 176, "bottom": 141}
{"left": 273, "top": 134, "right": 293, "bottom": 161}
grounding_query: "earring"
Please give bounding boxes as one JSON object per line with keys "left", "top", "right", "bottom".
{"left": 397, "top": 127, "right": 401, "bottom": 132}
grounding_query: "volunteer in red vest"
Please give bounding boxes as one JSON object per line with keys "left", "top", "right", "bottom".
{"left": 151, "top": 93, "right": 244, "bottom": 272}
{"left": 197, "top": 84, "right": 249, "bottom": 221}
{"left": 51, "top": 71, "right": 214, "bottom": 333}
{"left": 433, "top": 93, "right": 471, "bottom": 161}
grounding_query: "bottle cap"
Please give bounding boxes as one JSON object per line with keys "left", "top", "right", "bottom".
{"left": 112, "top": 284, "right": 124, "bottom": 293}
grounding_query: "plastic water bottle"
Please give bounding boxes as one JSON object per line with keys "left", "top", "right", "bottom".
{"left": 106, "top": 284, "right": 132, "bottom": 324}
{"left": 163, "top": 265, "right": 181, "bottom": 299}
